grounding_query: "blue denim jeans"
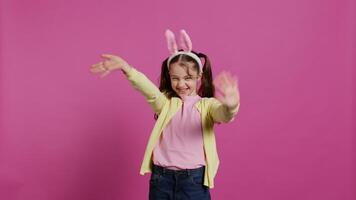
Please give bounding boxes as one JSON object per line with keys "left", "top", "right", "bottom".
{"left": 149, "top": 164, "right": 211, "bottom": 200}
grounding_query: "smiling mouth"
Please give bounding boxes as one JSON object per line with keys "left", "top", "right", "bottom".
{"left": 178, "top": 89, "right": 188, "bottom": 93}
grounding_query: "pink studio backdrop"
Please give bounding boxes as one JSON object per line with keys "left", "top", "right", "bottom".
{"left": 1, "top": 0, "right": 355, "bottom": 199}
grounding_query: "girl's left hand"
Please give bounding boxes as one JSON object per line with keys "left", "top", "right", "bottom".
{"left": 214, "top": 71, "right": 240, "bottom": 109}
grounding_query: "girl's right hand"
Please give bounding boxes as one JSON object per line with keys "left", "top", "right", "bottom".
{"left": 90, "top": 54, "right": 131, "bottom": 78}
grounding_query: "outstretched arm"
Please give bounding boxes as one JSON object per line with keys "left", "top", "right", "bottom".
{"left": 209, "top": 71, "right": 241, "bottom": 123}
{"left": 90, "top": 54, "right": 167, "bottom": 114}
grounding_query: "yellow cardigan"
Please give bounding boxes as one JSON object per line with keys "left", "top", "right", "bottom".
{"left": 125, "top": 67, "right": 240, "bottom": 188}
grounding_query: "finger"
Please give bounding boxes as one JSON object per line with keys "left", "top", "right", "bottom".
{"left": 223, "top": 72, "right": 239, "bottom": 91}
{"left": 215, "top": 84, "right": 226, "bottom": 97}
{"left": 91, "top": 62, "right": 103, "bottom": 68}
{"left": 233, "top": 77, "right": 238, "bottom": 89}
{"left": 215, "top": 71, "right": 236, "bottom": 88}
{"left": 215, "top": 78, "right": 231, "bottom": 94}
{"left": 90, "top": 68, "right": 97, "bottom": 73}
{"left": 101, "top": 54, "right": 114, "bottom": 60}
{"left": 220, "top": 71, "right": 233, "bottom": 86}
{"left": 216, "top": 77, "right": 230, "bottom": 92}
{"left": 233, "top": 75, "right": 238, "bottom": 84}
{"left": 90, "top": 67, "right": 105, "bottom": 73}
{"left": 100, "top": 70, "right": 111, "bottom": 78}
{"left": 225, "top": 75, "right": 237, "bottom": 89}
{"left": 215, "top": 71, "right": 229, "bottom": 86}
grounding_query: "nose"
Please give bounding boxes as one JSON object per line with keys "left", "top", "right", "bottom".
{"left": 177, "top": 80, "right": 186, "bottom": 88}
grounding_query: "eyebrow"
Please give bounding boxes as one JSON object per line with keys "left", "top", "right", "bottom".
{"left": 170, "top": 75, "right": 193, "bottom": 78}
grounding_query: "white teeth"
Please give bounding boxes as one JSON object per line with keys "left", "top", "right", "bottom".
{"left": 178, "top": 89, "right": 188, "bottom": 93}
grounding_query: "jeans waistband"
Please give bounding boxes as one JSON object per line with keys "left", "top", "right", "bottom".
{"left": 152, "top": 164, "right": 205, "bottom": 176}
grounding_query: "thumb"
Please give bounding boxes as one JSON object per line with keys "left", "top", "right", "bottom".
{"left": 101, "top": 54, "right": 113, "bottom": 60}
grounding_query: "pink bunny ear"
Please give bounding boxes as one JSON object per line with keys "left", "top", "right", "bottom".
{"left": 180, "top": 29, "right": 193, "bottom": 51}
{"left": 165, "top": 29, "right": 178, "bottom": 54}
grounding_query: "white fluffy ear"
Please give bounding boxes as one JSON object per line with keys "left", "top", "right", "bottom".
{"left": 180, "top": 29, "right": 193, "bottom": 51}
{"left": 165, "top": 29, "right": 178, "bottom": 54}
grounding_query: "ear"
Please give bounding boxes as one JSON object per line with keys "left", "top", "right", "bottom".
{"left": 180, "top": 29, "right": 193, "bottom": 51}
{"left": 165, "top": 29, "right": 178, "bottom": 54}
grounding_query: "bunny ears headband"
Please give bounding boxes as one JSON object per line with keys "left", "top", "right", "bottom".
{"left": 165, "top": 29, "right": 203, "bottom": 72}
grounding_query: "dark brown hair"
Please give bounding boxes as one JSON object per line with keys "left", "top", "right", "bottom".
{"left": 158, "top": 50, "right": 215, "bottom": 98}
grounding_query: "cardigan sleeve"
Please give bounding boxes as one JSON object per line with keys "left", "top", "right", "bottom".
{"left": 124, "top": 67, "right": 167, "bottom": 115}
{"left": 208, "top": 98, "right": 240, "bottom": 123}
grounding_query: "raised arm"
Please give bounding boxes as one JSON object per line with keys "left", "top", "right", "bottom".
{"left": 90, "top": 54, "right": 167, "bottom": 114}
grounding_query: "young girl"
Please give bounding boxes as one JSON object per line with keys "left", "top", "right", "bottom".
{"left": 90, "top": 29, "right": 240, "bottom": 200}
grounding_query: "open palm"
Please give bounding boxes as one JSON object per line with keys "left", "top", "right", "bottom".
{"left": 214, "top": 71, "right": 240, "bottom": 108}
{"left": 90, "top": 54, "right": 129, "bottom": 78}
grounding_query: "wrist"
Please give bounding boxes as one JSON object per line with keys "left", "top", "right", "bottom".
{"left": 225, "top": 102, "right": 239, "bottom": 110}
{"left": 121, "top": 64, "right": 132, "bottom": 74}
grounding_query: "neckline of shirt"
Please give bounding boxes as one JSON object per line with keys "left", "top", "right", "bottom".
{"left": 182, "top": 95, "right": 201, "bottom": 102}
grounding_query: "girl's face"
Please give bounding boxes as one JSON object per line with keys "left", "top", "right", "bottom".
{"left": 169, "top": 61, "right": 201, "bottom": 98}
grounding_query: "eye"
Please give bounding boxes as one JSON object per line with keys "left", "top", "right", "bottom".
{"left": 184, "top": 76, "right": 193, "bottom": 81}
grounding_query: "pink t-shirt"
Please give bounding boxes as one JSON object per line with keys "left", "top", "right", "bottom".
{"left": 152, "top": 95, "right": 206, "bottom": 170}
